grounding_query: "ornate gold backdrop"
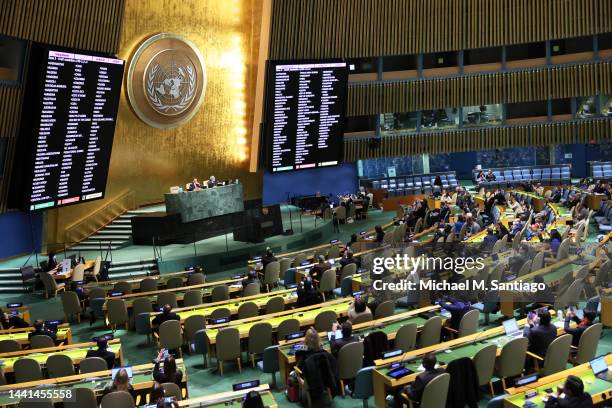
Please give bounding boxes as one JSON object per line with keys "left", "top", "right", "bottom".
{"left": 46, "top": 0, "right": 264, "bottom": 245}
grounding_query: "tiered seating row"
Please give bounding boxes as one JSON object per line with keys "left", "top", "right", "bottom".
{"left": 362, "top": 171, "right": 459, "bottom": 197}
{"left": 473, "top": 165, "right": 571, "bottom": 188}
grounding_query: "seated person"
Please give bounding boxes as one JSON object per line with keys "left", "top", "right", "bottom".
{"left": 241, "top": 270, "right": 261, "bottom": 292}
{"left": 329, "top": 321, "right": 359, "bottom": 356}
{"left": 523, "top": 309, "right": 557, "bottom": 359}
{"left": 261, "top": 247, "right": 277, "bottom": 269}
{"left": 485, "top": 169, "right": 496, "bottom": 181}
{"left": 399, "top": 353, "right": 444, "bottom": 406}
{"left": 452, "top": 215, "right": 465, "bottom": 236}
{"left": 525, "top": 223, "right": 542, "bottom": 241}
{"left": 86, "top": 337, "right": 116, "bottom": 369}
{"left": 476, "top": 170, "right": 486, "bottom": 183}
{"left": 550, "top": 188, "right": 562, "bottom": 203}
{"left": 47, "top": 251, "right": 59, "bottom": 271}
{"left": 463, "top": 216, "right": 481, "bottom": 238}
{"left": 151, "top": 304, "right": 180, "bottom": 331}
{"left": 295, "top": 327, "right": 323, "bottom": 370}
{"left": 207, "top": 175, "right": 217, "bottom": 188}
{"left": 339, "top": 249, "right": 358, "bottom": 269}
{"left": 507, "top": 196, "right": 521, "bottom": 213}
{"left": 346, "top": 233, "right": 358, "bottom": 249}
{"left": 437, "top": 295, "right": 471, "bottom": 332}
{"left": 103, "top": 367, "right": 136, "bottom": 399}
{"left": 28, "top": 319, "right": 56, "bottom": 341}
{"left": 374, "top": 225, "right": 385, "bottom": 243}
{"left": 153, "top": 351, "right": 183, "bottom": 385}
{"left": 310, "top": 255, "right": 331, "bottom": 282}
{"left": 544, "top": 375, "right": 593, "bottom": 408}
{"left": 0, "top": 311, "right": 29, "bottom": 329}
{"left": 547, "top": 229, "right": 563, "bottom": 256}
{"left": 187, "top": 178, "right": 201, "bottom": 191}
{"left": 495, "top": 221, "right": 509, "bottom": 239}
{"left": 535, "top": 183, "right": 544, "bottom": 196}
{"left": 480, "top": 227, "right": 498, "bottom": 252}
{"left": 294, "top": 328, "right": 338, "bottom": 400}
{"left": 509, "top": 218, "right": 524, "bottom": 238}
{"left": 347, "top": 297, "right": 372, "bottom": 323}
{"left": 296, "top": 279, "right": 321, "bottom": 307}
{"left": 564, "top": 308, "right": 597, "bottom": 349}
{"left": 243, "top": 390, "right": 265, "bottom": 408}
{"left": 149, "top": 382, "right": 166, "bottom": 407}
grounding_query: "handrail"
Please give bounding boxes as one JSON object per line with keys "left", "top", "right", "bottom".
{"left": 64, "top": 190, "right": 135, "bottom": 244}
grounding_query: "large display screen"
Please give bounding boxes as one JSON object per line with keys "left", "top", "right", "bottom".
{"left": 11, "top": 45, "right": 124, "bottom": 211}
{"left": 265, "top": 60, "right": 348, "bottom": 172}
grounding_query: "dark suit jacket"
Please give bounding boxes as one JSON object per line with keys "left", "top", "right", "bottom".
{"left": 564, "top": 317, "right": 590, "bottom": 347}
{"left": 330, "top": 335, "right": 359, "bottom": 356}
{"left": 524, "top": 323, "right": 557, "bottom": 357}
{"left": 407, "top": 368, "right": 445, "bottom": 402}
{"left": 153, "top": 361, "right": 183, "bottom": 385}
{"left": 311, "top": 262, "right": 331, "bottom": 281}
{"left": 544, "top": 393, "right": 593, "bottom": 408}
{"left": 296, "top": 289, "right": 321, "bottom": 307}
{"left": 28, "top": 328, "right": 56, "bottom": 341}
{"left": 86, "top": 348, "right": 116, "bottom": 369}
{"left": 152, "top": 312, "right": 180, "bottom": 328}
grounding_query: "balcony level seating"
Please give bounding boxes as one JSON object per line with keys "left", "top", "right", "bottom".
{"left": 590, "top": 162, "right": 612, "bottom": 180}
{"left": 473, "top": 165, "right": 571, "bottom": 189}
{"left": 363, "top": 171, "right": 459, "bottom": 197}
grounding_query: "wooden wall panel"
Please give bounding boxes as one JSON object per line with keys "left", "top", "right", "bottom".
{"left": 0, "top": 0, "right": 125, "bottom": 54}
{"left": 344, "top": 118, "right": 612, "bottom": 161}
{"left": 347, "top": 61, "right": 612, "bottom": 116}
{"left": 269, "top": 0, "right": 612, "bottom": 60}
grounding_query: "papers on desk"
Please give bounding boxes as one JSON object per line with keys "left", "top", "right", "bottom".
{"left": 554, "top": 321, "right": 565, "bottom": 329}
{"left": 416, "top": 363, "right": 440, "bottom": 372}
{"left": 229, "top": 284, "right": 243, "bottom": 288}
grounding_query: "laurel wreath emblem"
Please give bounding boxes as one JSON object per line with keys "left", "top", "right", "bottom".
{"left": 146, "top": 63, "right": 196, "bottom": 113}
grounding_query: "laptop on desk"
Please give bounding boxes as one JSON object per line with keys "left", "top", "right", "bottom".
{"left": 502, "top": 318, "right": 523, "bottom": 338}
{"left": 590, "top": 356, "right": 612, "bottom": 382}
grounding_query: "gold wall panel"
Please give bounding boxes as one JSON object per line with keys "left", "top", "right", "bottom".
{"left": 0, "top": 85, "right": 23, "bottom": 213}
{"left": 44, "top": 0, "right": 265, "bottom": 244}
{"left": 269, "top": 0, "right": 612, "bottom": 60}
{"left": 344, "top": 118, "right": 612, "bottom": 161}
{"left": 347, "top": 61, "right": 612, "bottom": 116}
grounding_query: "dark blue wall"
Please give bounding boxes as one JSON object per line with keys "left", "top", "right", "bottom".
{"left": 0, "top": 211, "right": 43, "bottom": 259}
{"left": 263, "top": 163, "right": 359, "bottom": 206}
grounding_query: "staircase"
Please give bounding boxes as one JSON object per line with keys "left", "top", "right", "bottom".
{"left": 70, "top": 212, "right": 137, "bottom": 252}
{"left": 0, "top": 268, "right": 28, "bottom": 293}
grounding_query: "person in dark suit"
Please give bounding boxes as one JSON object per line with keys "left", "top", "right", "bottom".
{"left": 47, "top": 251, "right": 59, "bottom": 271}
{"left": 523, "top": 310, "right": 557, "bottom": 359}
{"left": 151, "top": 304, "right": 180, "bottom": 331}
{"left": 86, "top": 337, "right": 116, "bottom": 369}
{"left": 153, "top": 351, "right": 183, "bottom": 386}
{"left": 207, "top": 175, "right": 217, "bottom": 188}
{"left": 339, "top": 249, "right": 358, "bottom": 269}
{"left": 310, "top": 255, "right": 331, "bottom": 282}
{"left": 261, "top": 248, "right": 277, "bottom": 269}
{"left": 329, "top": 321, "right": 359, "bottom": 356}
{"left": 564, "top": 309, "right": 597, "bottom": 348}
{"left": 400, "top": 353, "right": 445, "bottom": 405}
{"left": 480, "top": 227, "right": 499, "bottom": 252}
{"left": 0, "top": 312, "right": 29, "bottom": 329}
{"left": 374, "top": 225, "right": 385, "bottom": 243}
{"left": 188, "top": 178, "right": 201, "bottom": 191}
{"left": 28, "top": 320, "right": 56, "bottom": 341}
{"left": 241, "top": 270, "right": 261, "bottom": 291}
{"left": 296, "top": 279, "right": 321, "bottom": 307}
{"left": 544, "top": 375, "right": 593, "bottom": 408}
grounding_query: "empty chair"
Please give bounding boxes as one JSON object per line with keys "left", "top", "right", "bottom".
{"left": 280, "top": 268, "right": 296, "bottom": 288}
{"left": 418, "top": 316, "right": 443, "bottom": 348}
{"left": 14, "top": 357, "right": 43, "bottom": 382}
{"left": 394, "top": 323, "right": 417, "bottom": 353}
{"left": 248, "top": 322, "right": 273, "bottom": 367}
{"left": 455, "top": 309, "right": 480, "bottom": 338}
{"left": 30, "top": 335, "right": 55, "bottom": 349}
{"left": 402, "top": 372, "right": 450, "bottom": 408}
{"left": 139, "top": 278, "right": 158, "bottom": 292}
{"left": 187, "top": 272, "right": 205, "bottom": 286}
{"left": 333, "top": 276, "right": 353, "bottom": 298}
{"left": 243, "top": 282, "right": 261, "bottom": 297}
{"left": 237, "top": 301, "right": 259, "bottom": 319}
{"left": 159, "top": 320, "right": 183, "bottom": 356}
{"left": 88, "top": 287, "right": 107, "bottom": 303}
{"left": 339, "top": 263, "right": 357, "bottom": 282}
{"left": 107, "top": 298, "right": 129, "bottom": 331}
{"left": 216, "top": 327, "right": 241, "bottom": 375}
{"left": 257, "top": 345, "right": 279, "bottom": 388}
{"left": 46, "top": 354, "right": 75, "bottom": 378}
{"left": 211, "top": 285, "right": 229, "bottom": 302}
{"left": 352, "top": 366, "right": 374, "bottom": 408}
{"left": 517, "top": 260, "right": 532, "bottom": 277}
{"left": 265, "top": 296, "right": 285, "bottom": 314}
{"left": 80, "top": 356, "right": 109, "bottom": 373}
{"left": 157, "top": 292, "right": 178, "bottom": 309}
{"left": 113, "top": 281, "right": 132, "bottom": 294}
{"left": 132, "top": 298, "right": 153, "bottom": 322}
{"left": 473, "top": 344, "right": 497, "bottom": 396}
{"left": 0, "top": 339, "right": 21, "bottom": 352}
{"left": 277, "top": 318, "right": 300, "bottom": 340}
{"left": 279, "top": 258, "right": 292, "bottom": 275}
{"left": 352, "top": 312, "right": 373, "bottom": 325}
{"left": 374, "top": 300, "right": 395, "bottom": 319}
{"left": 314, "top": 310, "right": 337, "bottom": 332}
{"left": 531, "top": 251, "right": 545, "bottom": 272}
{"left": 61, "top": 291, "right": 82, "bottom": 323}
{"left": 183, "top": 314, "right": 206, "bottom": 344}
{"left": 64, "top": 387, "right": 97, "bottom": 408}
{"left": 71, "top": 264, "right": 86, "bottom": 282}
{"left": 337, "top": 342, "right": 364, "bottom": 396}
{"left": 183, "top": 289, "right": 203, "bottom": 307}
{"left": 209, "top": 307, "right": 231, "bottom": 321}
{"left": 263, "top": 261, "right": 280, "bottom": 291}
{"left": 40, "top": 271, "right": 65, "bottom": 298}
{"left": 165, "top": 277, "right": 184, "bottom": 289}
{"left": 573, "top": 323, "right": 603, "bottom": 364}
{"left": 497, "top": 337, "right": 528, "bottom": 391}
{"left": 101, "top": 391, "right": 135, "bottom": 408}
{"left": 161, "top": 382, "right": 183, "bottom": 401}
{"left": 318, "top": 269, "right": 337, "bottom": 301}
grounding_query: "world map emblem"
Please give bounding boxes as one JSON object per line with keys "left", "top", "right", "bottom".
{"left": 127, "top": 33, "right": 206, "bottom": 128}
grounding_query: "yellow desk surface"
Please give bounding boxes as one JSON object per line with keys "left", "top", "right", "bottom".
{"left": 178, "top": 385, "right": 276, "bottom": 408}
{"left": 0, "top": 326, "right": 71, "bottom": 346}
{"left": 85, "top": 270, "right": 194, "bottom": 290}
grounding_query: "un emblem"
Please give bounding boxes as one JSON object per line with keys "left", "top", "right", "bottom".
{"left": 127, "top": 33, "right": 206, "bottom": 128}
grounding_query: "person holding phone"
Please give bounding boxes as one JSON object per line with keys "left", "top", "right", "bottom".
{"left": 544, "top": 375, "right": 593, "bottom": 407}
{"left": 523, "top": 309, "right": 556, "bottom": 366}
{"left": 153, "top": 351, "right": 183, "bottom": 386}
{"left": 564, "top": 308, "right": 597, "bottom": 350}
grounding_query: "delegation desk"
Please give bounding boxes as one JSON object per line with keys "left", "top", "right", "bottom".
{"left": 503, "top": 354, "right": 612, "bottom": 407}
{"left": 148, "top": 288, "right": 298, "bottom": 324}
{"left": 51, "top": 259, "right": 96, "bottom": 281}
{"left": 247, "top": 241, "right": 345, "bottom": 268}
{"left": 0, "top": 325, "right": 72, "bottom": 346}
{"left": 0, "top": 359, "right": 187, "bottom": 407}
{"left": 84, "top": 270, "right": 196, "bottom": 292}
{"left": 371, "top": 314, "right": 566, "bottom": 408}
{"left": 0, "top": 339, "right": 122, "bottom": 374}
{"left": 0, "top": 305, "right": 31, "bottom": 325}
{"left": 276, "top": 305, "right": 442, "bottom": 387}
{"left": 178, "top": 384, "right": 277, "bottom": 407}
